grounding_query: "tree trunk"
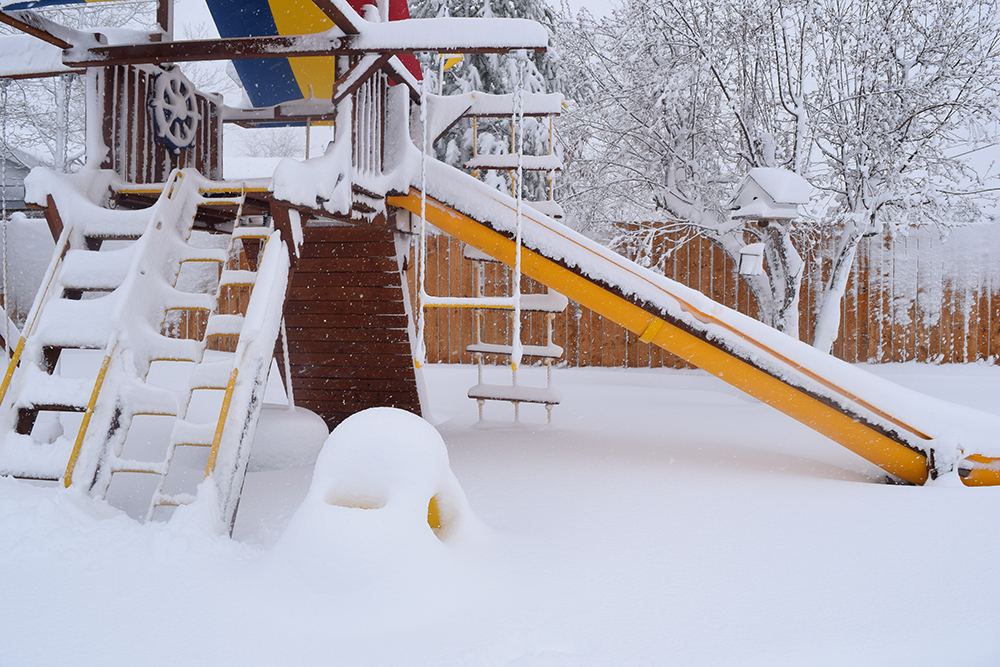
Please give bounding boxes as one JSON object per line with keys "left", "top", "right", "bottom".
{"left": 812, "top": 219, "right": 864, "bottom": 353}
{"left": 763, "top": 222, "right": 803, "bottom": 338}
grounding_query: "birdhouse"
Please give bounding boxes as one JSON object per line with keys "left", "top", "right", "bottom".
{"left": 739, "top": 243, "right": 765, "bottom": 276}
{"left": 729, "top": 168, "right": 811, "bottom": 223}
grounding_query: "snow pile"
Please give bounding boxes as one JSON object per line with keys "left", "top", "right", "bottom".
{"left": 269, "top": 408, "right": 480, "bottom": 578}
{"left": 270, "top": 129, "right": 352, "bottom": 216}
{"left": 5, "top": 365, "right": 1000, "bottom": 664}
{"left": 247, "top": 405, "right": 329, "bottom": 472}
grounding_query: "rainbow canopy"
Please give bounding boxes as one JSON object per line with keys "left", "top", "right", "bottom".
{"left": 205, "top": 0, "right": 421, "bottom": 108}
{"left": 1, "top": 0, "right": 422, "bottom": 107}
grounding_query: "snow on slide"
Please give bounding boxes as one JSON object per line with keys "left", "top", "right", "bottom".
{"left": 390, "top": 157, "right": 1000, "bottom": 486}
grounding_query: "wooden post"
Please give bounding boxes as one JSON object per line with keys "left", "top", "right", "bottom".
{"left": 157, "top": 0, "right": 174, "bottom": 42}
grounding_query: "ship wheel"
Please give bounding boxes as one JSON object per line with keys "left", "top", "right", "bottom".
{"left": 150, "top": 68, "right": 200, "bottom": 154}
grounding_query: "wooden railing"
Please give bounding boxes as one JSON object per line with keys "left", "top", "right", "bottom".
{"left": 100, "top": 64, "right": 221, "bottom": 184}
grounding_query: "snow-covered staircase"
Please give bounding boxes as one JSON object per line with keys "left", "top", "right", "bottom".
{"left": 0, "top": 169, "right": 289, "bottom": 530}
{"left": 147, "top": 222, "right": 288, "bottom": 528}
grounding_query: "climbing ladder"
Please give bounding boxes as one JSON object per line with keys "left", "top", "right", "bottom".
{"left": 416, "top": 59, "right": 568, "bottom": 422}
{"left": 0, "top": 169, "right": 289, "bottom": 530}
{"left": 463, "top": 244, "right": 566, "bottom": 422}
{"left": 463, "top": 94, "right": 564, "bottom": 220}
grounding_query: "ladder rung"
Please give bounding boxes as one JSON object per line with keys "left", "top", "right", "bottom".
{"left": 468, "top": 383, "right": 562, "bottom": 405}
{"left": 152, "top": 492, "right": 197, "bottom": 507}
{"left": 220, "top": 270, "right": 256, "bottom": 287}
{"left": 112, "top": 460, "right": 168, "bottom": 475}
{"left": 18, "top": 402, "right": 87, "bottom": 413}
{"left": 189, "top": 359, "right": 235, "bottom": 390}
{"left": 11, "top": 473, "right": 60, "bottom": 482}
{"left": 170, "top": 420, "right": 217, "bottom": 448}
{"left": 131, "top": 410, "right": 178, "bottom": 418}
{"left": 205, "top": 314, "right": 244, "bottom": 337}
{"left": 233, "top": 227, "right": 273, "bottom": 240}
{"left": 466, "top": 342, "right": 564, "bottom": 359}
{"left": 198, "top": 197, "right": 245, "bottom": 207}
{"left": 180, "top": 254, "right": 227, "bottom": 264}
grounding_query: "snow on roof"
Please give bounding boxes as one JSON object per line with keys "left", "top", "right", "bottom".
{"left": 728, "top": 168, "right": 812, "bottom": 220}
{"left": 745, "top": 168, "right": 812, "bottom": 205}
{"left": 349, "top": 17, "right": 549, "bottom": 52}
{"left": 0, "top": 35, "right": 69, "bottom": 77}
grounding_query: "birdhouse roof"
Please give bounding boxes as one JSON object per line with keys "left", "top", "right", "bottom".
{"left": 743, "top": 168, "right": 812, "bottom": 205}
{"left": 728, "top": 168, "right": 812, "bottom": 220}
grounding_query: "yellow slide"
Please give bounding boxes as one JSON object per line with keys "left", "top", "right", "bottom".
{"left": 389, "top": 160, "right": 1000, "bottom": 486}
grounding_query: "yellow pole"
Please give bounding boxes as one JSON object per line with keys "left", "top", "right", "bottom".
{"left": 204, "top": 368, "right": 239, "bottom": 477}
{"left": 0, "top": 336, "right": 25, "bottom": 406}
{"left": 63, "top": 351, "right": 113, "bottom": 487}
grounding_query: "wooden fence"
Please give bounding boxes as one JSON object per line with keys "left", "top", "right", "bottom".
{"left": 408, "top": 224, "right": 1000, "bottom": 367}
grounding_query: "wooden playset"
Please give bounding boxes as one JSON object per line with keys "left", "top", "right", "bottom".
{"left": 1, "top": 0, "right": 1000, "bottom": 533}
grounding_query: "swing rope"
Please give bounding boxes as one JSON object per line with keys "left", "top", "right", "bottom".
{"left": 510, "top": 52, "right": 526, "bottom": 374}
{"left": 414, "top": 63, "right": 429, "bottom": 368}
{"left": 1, "top": 78, "right": 10, "bottom": 360}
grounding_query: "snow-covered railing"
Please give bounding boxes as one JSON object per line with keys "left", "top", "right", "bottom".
{"left": 201, "top": 229, "right": 289, "bottom": 532}
{"left": 426, "top": 91, "right": 564, "bottom": 143}
{"left": 353, "top": 69, "right": 387, "bottom": 182}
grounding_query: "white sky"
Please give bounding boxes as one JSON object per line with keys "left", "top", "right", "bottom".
{"left": 560, "top": 0, "right": 617, "bottom": 17}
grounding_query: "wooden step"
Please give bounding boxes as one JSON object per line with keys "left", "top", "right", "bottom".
{"left": 466, "top": 341, "right": 564, "bottom": 359}
{"left": 468, "top": 382, "right": 562, "bottom": 405}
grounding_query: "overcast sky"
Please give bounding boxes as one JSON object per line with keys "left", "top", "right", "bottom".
{"left": 560, "top": 0, "right": 617, "bottom": 17}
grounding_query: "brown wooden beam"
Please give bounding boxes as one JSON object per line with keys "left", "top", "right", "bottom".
{"left": 156, "top": 0, "right": 173, "bottom": 41}
{"left": 62, "top": 33, "right": 545, "bottom": 68}
{"left": 1, "top": 69, "right": 85, "bottom": 80}
{"left": 63, "top": 34, "right": 335, "bottom": 68}
{"left": 227, "top": 112, "right": 340, "bottom": 127}
{"left": 331, "top": 52, "right": 393, "bottom": 104}
{"left": 270, "top": 202, "right": 302, "bottom": 269}
{"left": 0, "top": 10, "right": 72, "bottom": 49}
{"left": 43, "top": 194, "right": 64, "bottom": 242}
{"left": 310, "top": 0, "right": 361, "bottom": 35}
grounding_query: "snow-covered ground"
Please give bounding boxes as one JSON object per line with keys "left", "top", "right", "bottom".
{"left": 3, "top": 362, "right": 1000, "bottom": 666}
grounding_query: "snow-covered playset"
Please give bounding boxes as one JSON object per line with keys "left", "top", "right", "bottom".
{"left": 0, "top": 0, "right": 999, "bottom": 538}
{"left": 3, "top": 0, "right": 1000, "bottom": 663}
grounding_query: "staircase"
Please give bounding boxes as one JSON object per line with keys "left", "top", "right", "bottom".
{"left": 0, "top": 169, "right": 290, "bottom": 531}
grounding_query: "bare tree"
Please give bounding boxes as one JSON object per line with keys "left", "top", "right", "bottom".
{"left": 558, "top": 0, "right": 1000, "bottom": 346}
{"left": 809, "top": 0, "right": 1000, "bottom": 351}
{"left": 558, "top": 0, "right": 814, "bottom": 335}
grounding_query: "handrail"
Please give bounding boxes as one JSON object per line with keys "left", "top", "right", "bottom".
{"left": 204, "top": 368, "right": 238, "bottom": 477}
{"left": 62, "top": 338, "right": 116, "bottom": 487}
{"left": 0, "top": 223, "right": 72, "bottom": 407}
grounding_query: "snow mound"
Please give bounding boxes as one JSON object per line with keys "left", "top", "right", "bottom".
{"left": 248, "top": 405, "right": 329, "bottom": 472}
{"left": 269, "top": 408, "right": 480, "bottom": 584}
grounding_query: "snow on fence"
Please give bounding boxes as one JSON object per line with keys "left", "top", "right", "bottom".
{"left": 409, "top": 223, "right": 1000, "bottom": 367}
